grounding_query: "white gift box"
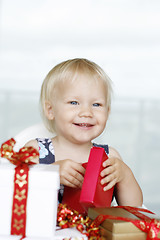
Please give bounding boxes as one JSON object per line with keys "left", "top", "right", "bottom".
{"left": 0, "top": 161, "right": 60, "bottom": 239}
{"left": 0, "top": 236, "right": 54, "bottom": 240}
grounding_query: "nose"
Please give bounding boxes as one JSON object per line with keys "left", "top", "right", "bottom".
{"left": 78, "top": 105, "right": 93, "bottom": 118}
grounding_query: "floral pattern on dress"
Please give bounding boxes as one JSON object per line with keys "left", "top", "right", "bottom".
{"left": 39, "top": 142, "right": 49, "bottom": 158}
{"left": 49, "top": 141, "right": 55, "bottom": 155}
{"left": 38, "top": 138, "right": 48, "bottom": 144}
{"left": 36, "top": 138, "right": 55, "bottom": 164}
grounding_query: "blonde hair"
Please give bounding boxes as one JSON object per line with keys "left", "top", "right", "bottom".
{"left": 40, "top": 58, "right": 112, "bottom": 133}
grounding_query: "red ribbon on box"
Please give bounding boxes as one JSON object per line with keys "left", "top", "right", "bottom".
{"left": 0, "top": 138, "right": 39, "bottom": 239}
{"left": 92, "top": 206, "right": 160, "bottom": 240}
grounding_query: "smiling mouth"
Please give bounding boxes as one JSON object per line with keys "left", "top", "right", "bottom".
{"left": 74, "top": 123, "right": 94, "bottom": 127}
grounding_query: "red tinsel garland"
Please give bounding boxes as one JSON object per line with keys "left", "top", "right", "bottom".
{"left": 57, "top": 203, "right": 105, "bottom": 239}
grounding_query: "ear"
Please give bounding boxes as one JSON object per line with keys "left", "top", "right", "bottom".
{"left": 44, "top": 101, "right": 55, "bottom": 120}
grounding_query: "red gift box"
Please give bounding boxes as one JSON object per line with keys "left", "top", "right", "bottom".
{"left": 62, "top": 147, "right": 114, "bottom": 214}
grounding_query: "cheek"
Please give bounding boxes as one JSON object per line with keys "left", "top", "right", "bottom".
{"left": 99, "top": 110, "right": 108, "bottom": 120}
{"left": 99, "top": 112, "right": 108, "bottom": 127}
{"left": 55, "top": 110, "right": 73, "bottom": 123}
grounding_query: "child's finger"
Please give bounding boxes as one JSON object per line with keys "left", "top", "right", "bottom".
{"left": 101, "top": 171, "right": 116, "bottom": 185}
{"left": 71, "top": 162, "right": 85, "bottom": 179}
{"left": 102, "top": 157, "right": 115, "bottom": 167}
{"left": 62, "top": 177, "right": 81, "bottom": 188}
{"left": 64, "top": 165, "right": 84, "bottom": 187}
{"left": 102, "top": 179, "right": 117, "bottom": 191}
{"left": 74, "top": 163, "right": 86, "bottom": 175}
{"left": 61, "top": 168, "right": 83, "bottom": 188}
{"left": 70, "top": 170, "right": 84, "bottom": 186}
{"left": 100, "top": 165, "right": 115, "bottom": 177}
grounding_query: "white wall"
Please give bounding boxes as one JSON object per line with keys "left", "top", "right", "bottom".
{"left": 0, "top": 0, "right": 160, "bottom": 214}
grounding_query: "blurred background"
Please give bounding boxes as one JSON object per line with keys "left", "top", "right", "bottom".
{"left": 0, "top": 0, "right": 160, "bottom": 214}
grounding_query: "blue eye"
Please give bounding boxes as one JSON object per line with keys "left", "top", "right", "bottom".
{"left": 70, "top": 101, "right": 78, "bottom": 105}
{"left": 93, "top": 103, "right": 101, "bottom": 107}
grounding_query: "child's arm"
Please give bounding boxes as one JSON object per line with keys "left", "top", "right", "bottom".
{"left": 100, "top": 147, "right": 143, "bottom": 207}
{"left": 24, "top": 140, "right": 85, "bottom": 188}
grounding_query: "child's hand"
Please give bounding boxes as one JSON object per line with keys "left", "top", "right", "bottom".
{"left": 100, "top": 157, "right": 127, "bottom": 191}
{"left": 54, "top": 159, "right": 85, "bottom": 188}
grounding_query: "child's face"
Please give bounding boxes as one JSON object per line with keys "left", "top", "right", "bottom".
{"left": 49, "top": 74, "right": 109, "bottom": 145}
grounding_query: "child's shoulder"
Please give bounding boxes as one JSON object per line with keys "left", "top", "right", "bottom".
{"left": 109, "top": 146, "right": 122, "bottom": 159}
{"left": 24, "top": 139, "right": 39, "bottom": 150}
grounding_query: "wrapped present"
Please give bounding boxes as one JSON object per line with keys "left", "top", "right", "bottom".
{"left": 0, "top": 236, "right": 21, "bottom": 240}
{"left": 88, "top": 206, "right": 160, "bottom": 240}
{"left": 0, "top": 138, "right": 60, "bottom": 239}
{"left": 62, "top": 147, "right": 114, "bottom": 214}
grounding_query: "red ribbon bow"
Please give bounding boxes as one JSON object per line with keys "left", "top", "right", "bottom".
{"left": 0, "top": 138, "right": 39, "bottom": 166}
{"left": 0, "top": 138, "right": 39, "bottom": 239}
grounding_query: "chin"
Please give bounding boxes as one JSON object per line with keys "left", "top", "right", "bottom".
{"left": 74, "top": 138, "right": 94, "bottom": 145}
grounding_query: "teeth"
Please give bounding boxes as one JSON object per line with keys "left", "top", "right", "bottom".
{"left": 79, "top": 123, "right": 90, "bottom": 127}
{"left": 74, "top": 123, "right": 92, "bottom": 127}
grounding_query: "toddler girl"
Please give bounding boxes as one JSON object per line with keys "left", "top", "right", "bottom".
{"left": 26, "top": 58, "right": 143, "bottom": 206}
